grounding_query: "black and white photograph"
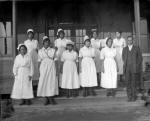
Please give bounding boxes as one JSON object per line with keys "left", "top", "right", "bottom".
{"left": 0, "top": 0, "right": 150, "bottom": 121}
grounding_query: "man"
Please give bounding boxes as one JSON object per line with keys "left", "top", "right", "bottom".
{"left": 122, "top": 36, "right": 143, "bottom": 102}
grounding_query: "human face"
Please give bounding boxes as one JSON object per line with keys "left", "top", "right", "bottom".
{"left": 67, "top": 44, "right": 73, "bottom": 51}
{"left": 85, "top": 40, "right": 91, "bottom": 48}
{"left": 116, "top": 32, "right": 121, "bottom": 38}
{"left": 20, "top": 46, "right": 27, "bottom": 56}
{"left": 43, "top": 40, "right": 50, "bottom": 49}
{"left": 127, "top": 37, "right": 133, "bottom": 46}
{"left": 107, "top": 39, "right": 113, "bottom": 48}
{"left": 28, "top": 32, "right": 34, "bottom": 40}
{"left": 59, "top": 32, "right": 64, "bottom": 39}
{"left": 93, "top": 32, "right": 97, "bottom": 39}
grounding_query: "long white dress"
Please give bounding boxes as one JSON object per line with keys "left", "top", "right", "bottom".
{"left": 37, "top": 47, "right": 58, "bottom": 97}
{"left": 11, "top": 54, "right": 34, "bottom": 99}
{"left": 54, "top": 38, "right": 71, "bottom": 86}
{"left": 61, "top": 50, "right": 80, "bottom": 89}
{"left": 79, "top": 46, "right": 97, "bottom": 87}
{"left": 100, "top": 47, "right": 117, "bottom": 89}
{"left": 91, "top": 38, "right": 101, "bottom": 73}
{"left": 24, "top": 39, "right": 39, "bottom": 80}
{"left": 113, "top": 37, "right": 126, "bottom": 75}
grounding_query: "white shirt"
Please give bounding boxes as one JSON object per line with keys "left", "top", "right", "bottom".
{"left": 24, "top": 39, "right": 38, "bottom": 54}
{"left": 79, "top": 46, "right": 95, "bottom": 58}
{"left": 38, "top": 47, "right": 57, "bottom": 62}
{"left": 128, "top": 45, "right": 133, "bottom": 51}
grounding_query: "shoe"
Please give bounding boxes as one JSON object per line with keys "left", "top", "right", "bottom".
{"left": 51, "top": 98, "right": 57, "bottom": 105}
{"left": 27, "top": 100, "right": 32, "bottom": 105}
{"left": 44, "top": 98, "right": 50, "bottom": 105}
{"left": 19, "top": 99, "right": 26, "bottom": 105}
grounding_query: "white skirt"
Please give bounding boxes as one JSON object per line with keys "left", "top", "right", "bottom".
{"left": 11, "top": 68, "right": 33, "bottom": 99}
{"left": 37, "top": 58, "right": 58, "bottom": 97}
{"left": 61, "top": 61, "right": 80, "bottom": 89}
{"left": 80, "top": 57, "right": 97, "bottom": 87}
{"left": 101, "top": 58, "right": 117, "bottom": 89}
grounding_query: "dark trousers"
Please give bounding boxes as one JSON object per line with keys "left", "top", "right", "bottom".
{"left": 125, "top": 68, "right": 138, "bottom": 100}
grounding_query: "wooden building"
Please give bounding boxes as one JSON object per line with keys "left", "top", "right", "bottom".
{"left": 0, "top": 0, "right": 150, "bottom": 94}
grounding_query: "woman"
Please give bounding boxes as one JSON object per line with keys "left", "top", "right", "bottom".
{"left": 101, "top": 38, "right": 118, "bottom": 97}
{"left": 24, "top": 29, "right": 39, "bottom": 81}
{"left": 91, "top": 29, "right": 101, "bottom": 85}
{"left": 61, "top": 41, "right": 80, "bottom": 98}
{"left": 79, "top": 35, "right": 97, "bottom": 97}
{"left": 37, "top": 36, "right": 58, "bottom": 105}
{"left": 113, "top": 31, "right": 126, "bottom": 82}
{"left": 54, "top": 29, "right": 71, "bottom": 87}
{"left": 11, "top": 44, "right": 34, "bottom": 105}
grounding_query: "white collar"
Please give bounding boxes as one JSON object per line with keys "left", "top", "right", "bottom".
{"left": 42, "top": 47, "right": 50, "bottom": 50}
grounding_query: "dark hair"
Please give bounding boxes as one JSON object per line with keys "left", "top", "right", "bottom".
{"left": 91, "top": 31, "right": 98, "bottom": 38}
{"left": 58, "top": 30, "right": 65, "bottom": 37}
{"left": 106, "top": 37, "right": 113, "bottom": 45}
{"left": 116, "top": 31, "right": 122, "bottom": 34}
{"left": 19, "top": 45, "right": 27, "bottom": 52}
{"left": 67, "top": 44, "right": 74, "bottom": 47}
{"left": 43, "top": 38, "right": 50, "bottom": 45}
{"left": 84, "top": 39, "right": 91, "bottom": 44}
{"left": 127, "top": 35, "right": 133, "bottom": 39}
{"left": 27, "top": 31, "right": 34, "bottom": 35}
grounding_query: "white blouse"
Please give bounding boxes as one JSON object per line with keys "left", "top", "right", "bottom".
{"left": 61, "top": 50, "right": 78, "bottom": 62}
{"left": 100, "top": 47, "right": 116, "bottom": 60}
{"left": 24, "top": 39, "right": 38, "bottom": 53}
{"left": 91, "top": 38, "right": 101, "bottom": 49}
{"left": 13, "top": 54, "right": 34, "bottom": 76}
{"left": 79, "top": 46, "right": 95, "bottom": 58}
{"left": 38, "top": 47, "right": 57, "bottom": 62}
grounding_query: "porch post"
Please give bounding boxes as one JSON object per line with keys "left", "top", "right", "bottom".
{"left": 12, "top": 0, "right": 17, "bottom": 58}
{"left": 134, "top": 0, "right": 141, "bottom": 46}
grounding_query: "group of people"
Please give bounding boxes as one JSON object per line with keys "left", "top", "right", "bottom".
{"left": 11, "top": 28, "right": 143, "bottom": 106}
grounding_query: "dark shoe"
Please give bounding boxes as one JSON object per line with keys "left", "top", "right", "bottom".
{"left": 91, "top": 90, "right": 97, "bottom": 96}
{"left": 19, "top": 99, "right": 26, "bottom": 105}
{"left": 106, "top": 91, "right": 111, "bottom": 97}
{"left": 51, "top": 98, "right": 57, "bottom": 105}
{"left": 111, "top": 90, "right": 116, "bottom": 97}
{"left": 44, "top": 98, "right": 50, "bottom": 105}
{"left": 27, "top": 100, "right": 32, "bottom": 105}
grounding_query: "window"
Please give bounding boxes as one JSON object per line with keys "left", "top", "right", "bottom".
{"left": 0, "top": 22, "right": 12, "bottom": 56}
{"left": 48, "top": 24, "right": 97, "bottom": 51}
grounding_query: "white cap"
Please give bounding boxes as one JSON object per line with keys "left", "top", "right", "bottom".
{"left": 84, "top": 35, "right": 89, "bottom": 42}
{"left": 27, "top": 29, "right": 34, "bottom": 34}
{"left": 67, "top": 41, "right": 74, "bottom": 45}
{"left": 17, "top": 43, "right": 25, "bottom": 50}
{"left": 43, "top": 36, "right": 49, "bottom": 41}
{"left": 91, "top": 29, "right": 97, "bottom": 32}
{"left": 57, "top": 28, "right": 64, "bottom": 36}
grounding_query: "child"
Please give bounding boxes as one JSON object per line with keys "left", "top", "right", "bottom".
{"left": 11, "top": 44, "right": 34, "bottom": 105}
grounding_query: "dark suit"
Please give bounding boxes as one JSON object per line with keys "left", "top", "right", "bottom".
{"left": 122, "top": 45, "right": 143, "bottom": 100}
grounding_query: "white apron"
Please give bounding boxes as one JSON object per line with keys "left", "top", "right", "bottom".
{"left": 11, "top": 54, "right": 34, "bottom": 99}
{"left": 37, "top": 47, "right": 58, "bottom": 97}
{"left": 61, "top": 50, "right": 80, "bottom": 89}
{"left": 100, "top": 47, "right": 117, "bottom": 89}
{"left": 79, "top": 46, "right": 97, "bottom": 87}
{"left": 24, "top": 39, "right": 39, "bottom": 81}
